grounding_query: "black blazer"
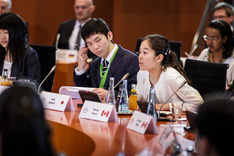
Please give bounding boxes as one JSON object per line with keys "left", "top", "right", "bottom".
{"left": 55, "top": 19, "right": 76, "bottom": 49}
{"left": 0, "top": 46, "right": 41, "bottom": 84}
{"left": 73, "top": 45, "right": 139, "bottom": 92}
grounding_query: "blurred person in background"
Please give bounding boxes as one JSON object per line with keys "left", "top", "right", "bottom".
{"left": 213, "top": 2, "right": 234, "bottom": 31}
{"left": 0, "top": 86, "right": 55, "bottom": 156}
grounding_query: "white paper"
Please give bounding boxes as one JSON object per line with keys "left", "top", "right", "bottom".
{"left": 59, "top": 86, "right": 96, "bottom": 99}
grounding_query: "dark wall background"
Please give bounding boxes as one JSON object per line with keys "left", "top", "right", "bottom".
{"left": 11, "top": 0, "right": 229, "bottom": 56}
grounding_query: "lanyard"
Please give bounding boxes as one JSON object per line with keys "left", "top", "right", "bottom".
{"left": 99, "top": 46, "right": 119, "bottom": 88}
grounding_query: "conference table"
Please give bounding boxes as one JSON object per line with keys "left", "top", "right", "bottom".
{"left": 45, "top": 99, "right": 196, "bottom": 156}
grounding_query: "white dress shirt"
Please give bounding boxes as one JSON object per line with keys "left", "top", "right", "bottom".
{"left": 68, "top": 20, "right": 85, "bottom": 50}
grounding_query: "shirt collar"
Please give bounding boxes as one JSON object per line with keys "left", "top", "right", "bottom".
{"left": 101, "top": 44, "right": 118, "bottom": 65}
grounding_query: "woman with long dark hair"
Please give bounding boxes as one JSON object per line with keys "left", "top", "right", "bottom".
{"left": 136, "top": 34, "right": 203, "bottom": 111}
{"left": 197, "top": 20, "right": 234, "bottom": 86}
{"left": 0, "top": 12, "right": 40, "bottom": 83}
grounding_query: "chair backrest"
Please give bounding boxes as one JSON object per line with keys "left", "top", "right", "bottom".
{"left": 30, "top": 44, "right": 56, "bottom": 92}
{"left": 135, "top": 38, "right": 182, "bottom": 62}
{"left": 184, "top": 59, "right": 229, "bottom": 98}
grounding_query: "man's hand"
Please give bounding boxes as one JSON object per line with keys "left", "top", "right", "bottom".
{"left": 77, "top": 46, "right": 89, "bottom": 71}
{"left": 92, "top": 88, "right": 108, "bottom": 100}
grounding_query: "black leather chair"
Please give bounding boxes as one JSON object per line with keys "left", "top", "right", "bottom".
{"left": 135, "top": 38, "right": 182, "bottom": 63}
{"left": 30, "top": 44, "right": 56, "bottom": 92}
{"left": 184, "top": 59, "right": 229, "bottom": 99}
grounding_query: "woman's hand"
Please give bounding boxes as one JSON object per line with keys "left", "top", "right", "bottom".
{"left": 156, "top": 103, "right": 170, "bottom": 111}
{"left": 92, "top": 88, "right": 108, "bottom": 100}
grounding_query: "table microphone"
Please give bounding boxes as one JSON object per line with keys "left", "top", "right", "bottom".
{"left": 38, "top": 65, "right": 56, "bottom": 93}
{"left": 158, "top": 80, "right": 187, "bottom": 119}
{"left": 114, "top": 73, "right": 130, "bottom": 89}
{"left": 55, "top": 33, "right": 60, "bottom": 48}
{"left": 103, "top": 73, "right": 130, "bottom": 103}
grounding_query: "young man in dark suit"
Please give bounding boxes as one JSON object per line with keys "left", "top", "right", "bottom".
{"left": 73, "top": 18, "right": 139, "bottom": 99}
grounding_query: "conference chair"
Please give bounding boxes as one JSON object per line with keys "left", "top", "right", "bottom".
{"left": 184, "top": 59, "right": 229, "bottom": 99}
{"left": 30, "top": 44, "right": 56, "bottom": 92}
{"left": 135, "top": 38, "right": 182, "bottom": 64}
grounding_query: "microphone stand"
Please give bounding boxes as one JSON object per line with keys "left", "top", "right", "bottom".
{"left": 157, "top": 80, "right": 187, "bottom": 120}
{"left": 38, "top": 65, "right": 56, "bottom": 93}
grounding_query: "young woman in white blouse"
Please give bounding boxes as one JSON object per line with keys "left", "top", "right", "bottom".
{"left": 136, "top": 34, "right": 203, "bottom": 111}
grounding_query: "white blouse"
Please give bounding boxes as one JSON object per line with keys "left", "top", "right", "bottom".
{"left": 136, "top": 67, "right": 204, "bottom": 110}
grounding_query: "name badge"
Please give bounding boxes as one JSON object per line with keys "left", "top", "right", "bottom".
{"left": 41, "top": 91, "right": 75, "bottom": 111}
{"left": 79, "top": 100, "right": 118, "bottom": 122}
{"left": 127, "top": 111, "right": 158, "bottom": 134}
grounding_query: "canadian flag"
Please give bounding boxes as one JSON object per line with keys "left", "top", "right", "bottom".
{"left": 101, "top": 110, "right": 110, "bottom": 117}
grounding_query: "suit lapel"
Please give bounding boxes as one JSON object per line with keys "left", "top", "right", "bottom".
{"left": 104, "top": 48, "right": 122, "bottom": 88}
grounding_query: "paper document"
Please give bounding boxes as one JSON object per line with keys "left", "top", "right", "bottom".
{"left": 59, "top": 86, "right": 95, "bottom": 99}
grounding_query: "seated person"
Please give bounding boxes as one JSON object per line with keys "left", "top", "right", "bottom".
{"left": 195, "top": 97, "right": 234, "bottom": 156}
{"left": 136, "top": 34, "right": 203, "bottom": 111}
{"left": 73, "top": 18, "right": 139, "bottom": 99}
{"left": 0, "top": 12, "right": 40, "bottom": 84}
{"left": 213, "top": 2, "right": 234, "bottom": 31}
{"left": 0, "top": 86, "right": 55, "bottom": 156}
{"left": 197, "top": 20, "right": 234, "bottom": 86}
{"left": 54, "top": 0, "right": 96, "bottom": 61}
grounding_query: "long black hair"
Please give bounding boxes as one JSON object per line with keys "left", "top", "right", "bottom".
{"left": 0, "top": 86, "right": 55, "bottom": 156}
{"left": 0, "top": 12, "right": 28, "bottom": 67}
{"left": 144, "top": 34, "right": 191, "bottom": 84}
{"left": 207, "top": 20, "right": 234, "bottom": 59}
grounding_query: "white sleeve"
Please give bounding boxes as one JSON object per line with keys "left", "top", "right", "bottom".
{"left": 74, "top": 67, "right": 86, "bottom": 75}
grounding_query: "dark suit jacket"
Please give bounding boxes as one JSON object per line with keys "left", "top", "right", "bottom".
{"left": 0, "top": 46, "right": 41, "bottom": 84}
{"left": 55, "top": 19, "right": 76, "bottom": 49}
{"left": 55, "top": 19, "right": 96, "bottom": 59}
{"left": 73, "top": 45, "right": 139, "bottom": 92}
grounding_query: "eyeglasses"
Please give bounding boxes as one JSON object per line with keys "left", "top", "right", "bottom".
{"left": 213, "top": 15, "right": 228, "bottom": 20}
{"left": 203, "top": 35, "right": 220, "bottom": 42}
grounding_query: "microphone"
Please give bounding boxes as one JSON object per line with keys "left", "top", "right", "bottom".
{"left": 38, "top": 65, "right": 56, "bottom": 93}
{"left": 103, "top": 73, "right": 130, "bottom": 103}
{"left": 158, "top": 80, "right": 187, "bottom": 119}
{"left": 55, "top": 33, "right": 60, "bottom": 48}
{"left": 114, "top": 73, "right": 130, "bottom": 89}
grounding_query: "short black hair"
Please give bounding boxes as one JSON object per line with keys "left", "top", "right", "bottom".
{"left": 196, "top": 97, "right": 234, "bottom": 156}
{"left": 81, "top": 18, "right": 110, "bottom": 41}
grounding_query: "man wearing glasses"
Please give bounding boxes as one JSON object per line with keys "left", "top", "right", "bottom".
{"left": 213, "top": 2, "right": 234, "bottom": 31}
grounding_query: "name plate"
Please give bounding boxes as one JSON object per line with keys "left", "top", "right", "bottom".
{"left": 41, "top": 91, "right": 75, "bottom": 111}
{"left": 127, "top": 111, "right": 158, "bottom": 134}
{"left": 79, "top": 100, "right": 118, "bottom": 122}
{"left": 56, "top": 49, "right": 77, "bottom": 62}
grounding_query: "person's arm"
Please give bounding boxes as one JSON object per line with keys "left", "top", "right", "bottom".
{"left": 23, "top": 50, "right": 41, "bottom": 83}
{"left": 73, "top": 46, "right": 93, "bottom": 87}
